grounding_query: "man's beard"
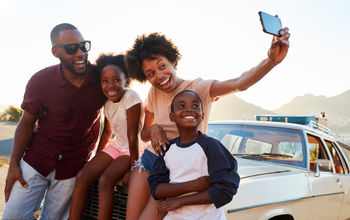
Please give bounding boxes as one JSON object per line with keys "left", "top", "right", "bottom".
{"left": 60, "top": 58, "right": 87, "bottom": 76}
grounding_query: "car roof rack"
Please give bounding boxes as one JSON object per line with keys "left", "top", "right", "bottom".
{"left": 256, "top": 115, "right": 335, "bottom": 136}
{"left": 308, "top": 120, "right": 334, "bottom": 136}
{"left": 256, "top": 115, "right": 315, "bottom": 125}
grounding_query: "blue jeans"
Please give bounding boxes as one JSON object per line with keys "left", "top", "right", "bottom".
{"left": 2, "top": 160, "right": 76, "bottom": 220}
{"left": 134, "top": 149, "right": 158, "bottom": 173}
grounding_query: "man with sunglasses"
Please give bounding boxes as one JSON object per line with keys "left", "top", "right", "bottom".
{"left": 3, "top": 23, "right": 106, "bottom": 220}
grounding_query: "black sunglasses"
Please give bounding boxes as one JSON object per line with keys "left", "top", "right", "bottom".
{"left": 54, "top": 41, "right": 91, "bottom": 55}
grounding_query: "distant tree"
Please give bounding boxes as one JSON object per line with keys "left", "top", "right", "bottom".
{"left": 0, "top": 106, "right": 23, "bottom": 122}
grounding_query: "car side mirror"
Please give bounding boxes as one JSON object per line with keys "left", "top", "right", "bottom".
{"left": 314, "top": 159, "right": 332, "bottom": 177}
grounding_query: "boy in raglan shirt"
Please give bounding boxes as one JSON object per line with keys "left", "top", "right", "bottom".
{"left": 148, "top": 90, "right": 240, "bottom": 220}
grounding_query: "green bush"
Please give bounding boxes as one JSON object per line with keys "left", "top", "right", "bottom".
{"left": 0, "top": 106, "right": 23, "bottom": 122}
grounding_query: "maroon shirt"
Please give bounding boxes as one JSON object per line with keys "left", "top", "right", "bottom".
{"left": 22, "top": 64, "right": 106, "bottom": 179}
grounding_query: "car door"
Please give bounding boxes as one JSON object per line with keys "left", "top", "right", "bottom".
{"left": 306, "top": 134, "right": 343, "bottom": 220}
{"left": 325, "top": 140, "right": 350, "bottom": 220}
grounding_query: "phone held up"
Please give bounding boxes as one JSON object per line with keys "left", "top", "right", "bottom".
{"left": 258, "top": 11, "right": 282, "bottom": 37}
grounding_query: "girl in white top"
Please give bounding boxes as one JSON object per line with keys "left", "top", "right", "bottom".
{"left": 69, "top": 54, "right": 143, "bottom": 220}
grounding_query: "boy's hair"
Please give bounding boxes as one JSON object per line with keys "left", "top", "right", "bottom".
{"left": 170, "top": 90, "right": 203, "bottom": 112}
{"left": 95, "top": 54, "right": 130, "bottom": 85}
{"left": 125, "top": 32, "right": 182, "bottom": 83}
{"left": 50, "top": 23, "right": 77, "bottom": 44}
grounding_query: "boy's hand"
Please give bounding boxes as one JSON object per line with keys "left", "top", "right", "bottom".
{"left": 193, "top": 176, "right": 211, "bottom": 192}
{"left": 157, "top": 198, "right": 182, "bottom": 213}
{"left": 149, "top": 124, "right": 169, "bottom": 155}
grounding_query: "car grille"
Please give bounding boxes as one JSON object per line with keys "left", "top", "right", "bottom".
{"left": 82, "top": 181, "right": 128, "bottom": 220}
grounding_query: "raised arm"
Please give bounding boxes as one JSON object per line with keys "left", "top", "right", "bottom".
{"left": 209, "top": 27, "right": 290, "bottom": 97}
{"left": 4, "top": 111, "right": 37, "bottom": 202}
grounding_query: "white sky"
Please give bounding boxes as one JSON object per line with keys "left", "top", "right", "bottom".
{"left": 0, "top": 0, "right": 349, "bottom": 111}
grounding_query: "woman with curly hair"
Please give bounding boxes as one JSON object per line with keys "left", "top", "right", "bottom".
{"left": 125, "top": 28, "right": 290, "bottom": 219}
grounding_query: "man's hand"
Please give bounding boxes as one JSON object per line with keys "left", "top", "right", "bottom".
{"left": 4, "top": 164, "right": 27, "bottom": 202}
{"left": 148, "top": 124, "right": 169, "bottom": 155}
{"left": 268, "top": 27, "right": 290, "bottom": 65}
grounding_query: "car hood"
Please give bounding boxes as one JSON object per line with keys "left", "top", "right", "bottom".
{"left": 236, "top": 158, "right": 302, "bottom": 179}
{"left": 226, "top": 158, "right": 312, "bottom": 212}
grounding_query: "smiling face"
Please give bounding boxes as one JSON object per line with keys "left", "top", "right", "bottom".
{"left": 52, "top": 29, "right": 88, "bottom": 76}
{"left": 100, "top": 64, "right": 127, "bottom": 102}
{"left": 170, "top": 90, "right": 204, "bottom": 130}
{"left": 142, "top": 55, "right": 182, "bottom": 93}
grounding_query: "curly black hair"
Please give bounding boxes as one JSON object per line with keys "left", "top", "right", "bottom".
{"left": 125, "top": 32, "right": 182, "bottom": 83}
{"left": 95, "top": 53, "right": 130, "bottom": 85}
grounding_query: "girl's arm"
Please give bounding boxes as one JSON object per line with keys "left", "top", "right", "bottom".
{"left": 141, "top": 110, "right": 168, "bottom": 155}
{"left": 209, "top": 27, "right": 290, "bottom": 98}
{"left": 140, "top": 109, "right": 154, "bottom": 142}
{"left": 95, "top": 117, "right": 112, "bottom": 152}
{"left": 126, "top": 103, "right": 142, "bottom": 167}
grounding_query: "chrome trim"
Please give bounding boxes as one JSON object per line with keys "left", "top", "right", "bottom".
{"left": 241, "top": 170, "right": 290, "bottom": 179}
{"left": 227, "top": 191, "right": 345, "bottom": 213}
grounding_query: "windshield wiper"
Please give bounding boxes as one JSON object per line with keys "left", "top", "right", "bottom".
{"left": 262, "top": 153, "right": 293, "bottom": 158}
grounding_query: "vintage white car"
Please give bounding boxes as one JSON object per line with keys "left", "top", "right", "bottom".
{"left": 207, "top": 117, "right": 350, "bottom": 220}
{"left": 83, "top": 116, "right": 350, "bottom": 220}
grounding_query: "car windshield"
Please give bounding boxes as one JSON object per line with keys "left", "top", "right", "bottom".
{"left": 207, "top": 123, "right": 307, "bottom": 168}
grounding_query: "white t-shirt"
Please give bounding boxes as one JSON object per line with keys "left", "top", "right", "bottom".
{"left": 149, "top": 133, "right": 239, "bottom": 220}
{"left": 103, "top": 89, "right": 144, "bottom": 151}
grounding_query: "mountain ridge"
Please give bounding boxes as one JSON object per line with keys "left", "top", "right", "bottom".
{"left": 209, "top": 89, "right": 350, "bottom": 137}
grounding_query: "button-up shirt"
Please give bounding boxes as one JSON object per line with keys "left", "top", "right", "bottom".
{"left": 22, "top": 64, "right": 106, "bottom": 179}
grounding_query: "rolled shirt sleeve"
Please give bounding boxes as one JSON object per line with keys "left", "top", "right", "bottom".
{"left": 21, "top": 73, "right": 45, "bottom": 117}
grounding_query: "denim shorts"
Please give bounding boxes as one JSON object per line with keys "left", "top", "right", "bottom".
{"left": 134, "top": 149, "right": 158, "bottom": 173}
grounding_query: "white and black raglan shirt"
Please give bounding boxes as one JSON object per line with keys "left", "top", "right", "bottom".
{"left": 148, "top": 132, "right": 240, "bottom": 220}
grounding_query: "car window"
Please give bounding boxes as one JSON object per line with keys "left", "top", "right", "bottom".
{"left": 340, "top": 146, "right": 350, "bottom": 162}
{"left": 340, "top": 146, "right": 350, "bottom": 174}
{"left": 221, "top": 134, "right": 242, "bottom": 153}
{"left": 207, "top": 124, "right": 306, "bottom": 168}
{"left": 244, "top": 139, "right": 272, "bottom": 154}
{"left": 277, "top": 142, "right": 303, "bottom": 161}
{"left": 307, "top": 134, "right": 330, "bottom": 172}
{"left": 342, "top": 147, "right": 350, "bottom": 159}
{"left": 324, "top": 140, "right": 348, "bottom": 174}
{"left": 339, "top": 142, "right": 350, "bottom": 164}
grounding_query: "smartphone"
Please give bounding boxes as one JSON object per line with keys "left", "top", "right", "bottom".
{"left": 258, "top": 11, "right": 282, "bottom": 37}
